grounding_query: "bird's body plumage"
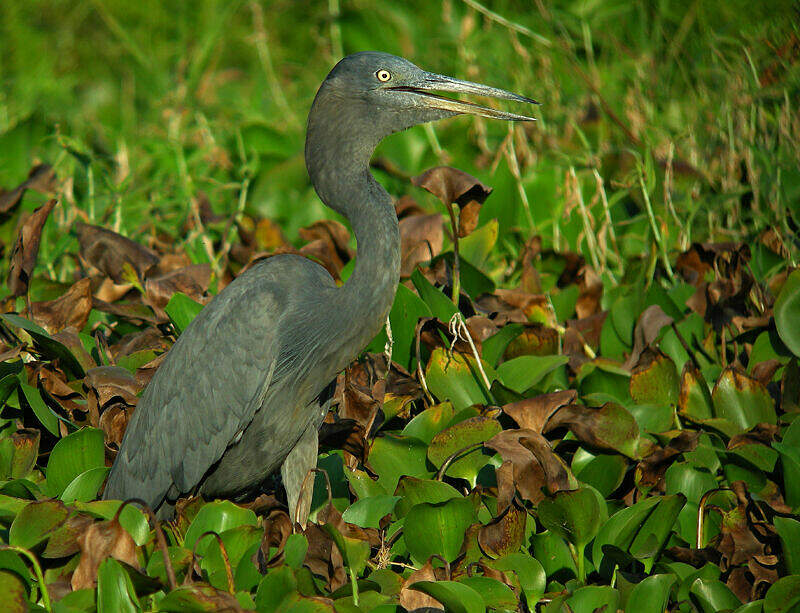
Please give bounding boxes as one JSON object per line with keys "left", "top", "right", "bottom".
{"left": 104, "top": 52, "right": 534, "bottom": 521}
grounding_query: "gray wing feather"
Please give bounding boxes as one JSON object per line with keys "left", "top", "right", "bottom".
{"left": 103, "top": 256, "right": 316, "bottom": 508}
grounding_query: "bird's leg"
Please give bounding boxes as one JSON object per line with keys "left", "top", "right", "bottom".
{"left": 281, "top": 424, "right": 318, "bottom": 529}
{"left": 383, "top": 314, "right": 393, "bottom": 364}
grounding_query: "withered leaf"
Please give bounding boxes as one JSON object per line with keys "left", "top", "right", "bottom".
{"left": 478, "top": 501, "right": 526, "bottom": 559}
{"left": 76, "top": 222, "right": 159, "bottom": 284}
{"left": 412, "top": 166, "right": 492, "bottom": 206}
{"left": 502, "top": 390, "right": 577, "bottom": 432}
{"left": 30, "top": 278, "right": 93, "bottom": 334}
{"left": 624, "top": 305, "right": 674, "bottom": 370}
{"left": 7, "top": 199, "right": 57, "bottom": 296}
{"left": 0, "top": 164, "right": 56, "bottom": 215}
{"left": 144, "top": 264, "right": 211, "bottom": 311}
{"left": 399, "top": 213, "right": 443, "bottom": 277}
{"left": 575, "top": 266, "right": 603, "bottom": 319}
{"left": 458, "top": 200, "right": 482, "bottom": 237}
{"left": 400, "top": 561, "right": 444, "bottom": 611}
{"left": 71, "top": 515, "right": 139, "bottom": 590}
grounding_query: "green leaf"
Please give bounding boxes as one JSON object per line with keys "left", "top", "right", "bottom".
{"left": 764, "top": 575, "right": 800, "bottom": 613}
{"left": 572, "top": 449, "right": 627, "bottom": 497}
{"left": 18, "top": 382, "right": 60, "bottom": 436}
{"left": 368, "top": 435, "right": 433, "bottom": 494}
{"left": 158, "top": 584, "right": 244, "bottom": 612}
{"left": 387, "top": 284, "right": 432, "bottom": 369}
{"left": 488, "top": 552, "right": 546, "bottom": 606}
{"left": 712, "top": 368, "right": 776, "bottom": 433}
{"left": 628, "top": 494, "right": 686, "bottom": 560}
{"left": 408, "top": 580, "right": 484, "bottom": 613}
{"left": 457, "top": 576, "right": 516, "bottom": 609}
{"left": 774, "top": 517, "right": 800, "bottom": 574}
{"left": 8, "top": 499, "right": 69, "bottom": 549}
{"left": 183, "top": 500, "right": 257, "bottom": 550}
{"left": 322, "top": 523, "right": 370, "bottom": 574}
{"left": 165, "top": 292, "right": 204, "bottom": 334}
{"left": 630, "top": 352, "right": 679, "bottom": 406}
{"left": 1, "top": 313, "right": 85, "bottom": 378}
{"left": 426, "top": 416, "right": 501, "bottom": 484}
{"left": 410, "top": 268, "right": 458, "bottom": 321}
{"left": 341, "top": 495, "right": 400, "bottom": 529}
{"left": 73, "top": 500, "right": 150, "bottom": 545}
{"left": 96, "top": 558, "right": 140, "bottom": 613}
{"left": 565, "top": 585, "right": 620, "bottom": 613}
{"left": 482, "top": 324, "right": 524, "bottom": 367}
{"left": 393, "top": 477, "right": 462, "bottom": 518}
{"left": 774, "top": 269, "right": 800, "bottom": 357}
{"left": 284, "top": 533, "right": 309, "bottom": 569}
{"left": 538, "top": 487, "right": 606, "bottom": 551}
{"left": 403, "top": 497, "right": 476, "bottom": 564}
{"left": 0, "top": 571, "right": 28, "bottom": 613}
{"left": 200, "top": 525, "right": 262, "bottom": 591}
{"left": 625, "top": 573, "right": 676, "bottom": 613}
{"left": 496, "top": 355, "right": 569, "bottom": 393}
{"left": 425, "top": 347, "right": 496, "bottom": 411}
{"left": 60, "top": 466, "right": 110, "bottom": 503}
{"left": 690, "top": 577, "right": 742, "bottom": 613}
{"left": 46, "top": 428, "right": 105, "bottom": 497}
{"left": 592, "top": 496, "right": 661, "bottom": 578}
{"left": 402, "top": 402, "right": 455, "bottom": 444}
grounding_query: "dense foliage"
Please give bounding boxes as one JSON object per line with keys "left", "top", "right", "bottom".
{"left": 1, "top": 1, "right": 799, "bottom": 611}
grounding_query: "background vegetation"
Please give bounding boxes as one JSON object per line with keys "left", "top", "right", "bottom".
{"left": 1, "top": 1, "right": 799, "bottom": 611}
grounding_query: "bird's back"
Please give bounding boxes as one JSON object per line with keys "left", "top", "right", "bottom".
{"left": 102, "top": 254, "right": 336, "bottom": 513}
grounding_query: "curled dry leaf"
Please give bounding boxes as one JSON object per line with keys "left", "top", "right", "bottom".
{"left": 84, "top": 366, "right": 140, "bottom": 450}
{"left": 575, "top": 266, "right": 603, "bottom": 319}
{"left": 411, "top": 166, "right": 493, "bottom": 206}
{"left": 0, "top": 163, "right": 56, "bottom": 215}
{"left": 458, "top": 200, "right": 482, "bottom": 237}
{"left": 624, "top": 305, "right": 674, "bottom": 370}
{"left": 563, "top": 312, "right": 606, "bottom": 369}
{"left": 502, "top": 390, "right": 577, "bottom": 432}
{"left": 30, "top": 278, "right": 93, "bottom": 334}
{"left": 400, "top": 561, "right": 444, "bottom": 611}
{"left": 299, "top": 219, "right": 354, "bottom": 263}
{"left": 478, "top": 500, "right": 526, "bottom": 559}
{"left": 76, "top": 222, "right": 159, "bottom": 284}
{"left": 144, "top": 264, "right": 211, "bottom": 312}
{"left": 399, "top": 213, "right": 444, "bottom": 277}
{"left": 635, "top": 431, "right": 699, "bottom": 490}
{"left": 7, "top": 199, "right": 57, "bottom": 297}
{"left": 71, "top": 514, "right": 139, "bottom": 590}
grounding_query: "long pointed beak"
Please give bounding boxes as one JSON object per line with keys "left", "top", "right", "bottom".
{"left": 393, "top": 72, "right": 538, "bottom": 121}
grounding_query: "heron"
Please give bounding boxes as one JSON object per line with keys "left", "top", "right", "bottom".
{"left": 103, "top": 51, "right": 536, "bottom": 523}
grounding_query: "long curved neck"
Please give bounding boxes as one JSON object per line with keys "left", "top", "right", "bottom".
{"left": 305, "top": 93, "right": 401, "bottom": 360}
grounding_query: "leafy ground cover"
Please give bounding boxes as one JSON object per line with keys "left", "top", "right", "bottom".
{"left": 1, "top": 1, "right": 799, "bottom": 611}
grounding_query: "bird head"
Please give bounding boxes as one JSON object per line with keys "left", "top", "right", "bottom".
{"left": 316, "top": 51, "right": 537, "bottom": 136}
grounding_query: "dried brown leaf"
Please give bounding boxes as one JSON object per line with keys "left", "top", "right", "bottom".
{"left": 0, "top": 164, "right": 56, "bottom": 215}
{"left": 71, "top": 515, "right": 139, "bottom": 590}
{"left": 399, "top": 213, "right": 443, "bottom": 277}
{"left": 502, "top": 390, "right": 577, "bottom": 432}
{"left": 411, "top": 166, "right": 492, "bottom": 206}
{"left": 400, "top": 561, "right": 444, "bottom": 611}
{"left": 76, "top": 222, "right": 159, "bottom": 284}
{"left": 7, "top": 199, "right": 57, "bottom": 296}
{"left": 30, "top": 278, "right": 93, "bottom": 334}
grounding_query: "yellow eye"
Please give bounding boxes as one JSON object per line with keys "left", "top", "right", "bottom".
{"left": 376, "top": 69, "right": 391, "bottom": 82}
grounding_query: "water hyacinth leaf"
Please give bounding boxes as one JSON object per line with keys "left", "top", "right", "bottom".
{"left": 46, "top": 428, "right": 105, "bottom": 498}
{"left": 690, "top": 577, "right": 742, "bottom": 613}
{"left": 537, "top": 487, "right": 605, "bottom": 551}
{"left": 18, "top": 382, "right": 60, "bottom": 437}
{"left": 145, "top": 546, "right": 192, "bottom": 585}
{"left": 1, "top": 429, "right": 39, "bottom": 480}
{"left": 764, "top": 575, "right": 800, "bottom": 613}
{"left": 711, "top": 368, "right": 776, "bottom": 433}
{"left": 773, "top": 517, "right": 800, "bottom": 574}
{"left": 592, "top": 496, "right": 661, "bottom": 578}
{"left": 96, "top": 558, "right": 140, "bottom": 613}
{"left": 625, "top": 573, "right": 677, "bottom": 613}
{"left": 183, "top": 500, "right": 258, "bottom": 550}
{"left": 664, "top": 462, "right": 717, "bottom": 504}
{"left": 678, "top": 363, "right": 714, "bottom": 420}
{"left": 531, "top": 528, "right": 578, "bottom": 579}
{"left": 546, "top": 402, "right": 648, "bottom": 459}
{"left": 403, "top": 497, "right": 476, "bottom": 564}
{"left": 0, "top": 570, "right": 27, "bottom": 613}
{"left": 774, "top": 269, "right": 800, "bottom": 357}
{"left": 629, "top": 494, "right": 686, "bottom": 560}
{"left": 427, "top": 416, "right": 501, "bottom": 483}
{"left": 393, "top": 477, "right": 462, "bottom": 518}
{"left": 482, "top": 323, "right": 525, "bottom": 367}
{"left": 410, "top": 268, "right": 457, "bottom": 322}
{"left": 283, "top": 533, "right": 309, "bottom": 569}
{"left": 408, "top": 580, "right": 484, "bottom": 613}
{"left": 629, "top": 351, "right": 679, "bottom": 406}
{"left": 496, "top": 354, "right": 569, "bottom": 393}
{"left": 401, "top": 401, "right": 455, "bottom": 444}
{"left": 256, "top": 567, "right": 300, "bottom": 610}
{"left": 488, "top": 552, "right": 546, "bottom": 605}
{"left": 164, "top": 292, "right": 204, "bottom": 334}
{"left": 388, "top": 284, "right": 432, "bottom": 369}
{"left": 627, "top": 402, "right": 674, "bottom": 434}
{"left": 73, "top": 500, "right": 150, "bottom": 546}
{"left": 773, "top": 441, "right": 800, "bottom": 509}
{"left": 478, "top": 502, "right": 526, "bottom": 559}
{"left": 457, "top": 576, "right": 516, "bottom": 609}
{"left": 564, "top": 585, "right": 620, "bottom": 613}
{"left": 572, "top": 449, "right": 627, "bottom": 497}
{"left": 368, "top": 435, "right": 432, "bottom": 493}
{"left": 341, "top": 495, "right": 400, "bottom": 529}
{"left": 0, "top": 550, "right": 30, "bottom": 590}
{"left": 322, "top": 523, "right": 370, "bottom": 574}
{"left": 577, "top": 359, "right": 631, "bottom": 404}
{"left": 158, "top": 584, "right": 245, "bottom": 612}
{"left": 1, "top": 313, "right": 85, "bottom": 378}
{"left": 60, "top": 466, "right": 110, "bottom": 503}
{"left": 425, "top": 347, "right": 495, "bottom": 411}
{"left": 8, "top": 500, "right": 68, "bottom": 549}
{"left": 200, "top": 525, "right": 262, "bottom": 591}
